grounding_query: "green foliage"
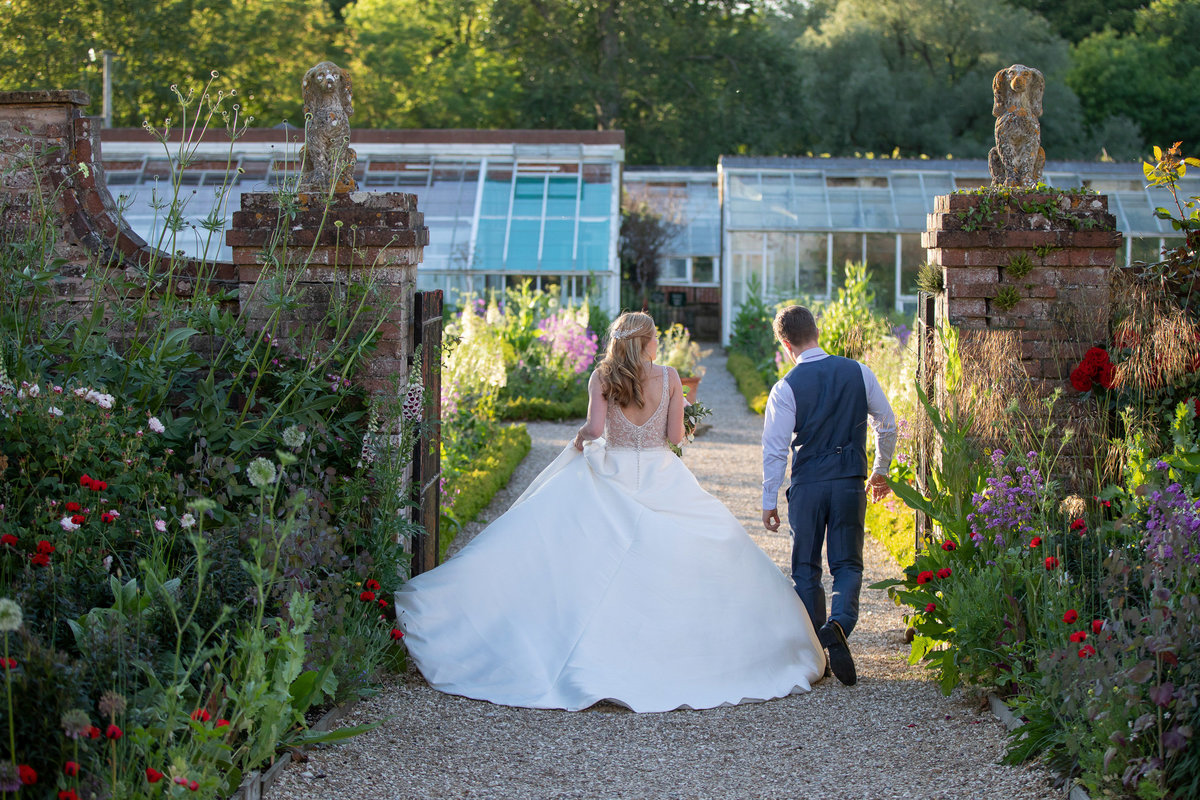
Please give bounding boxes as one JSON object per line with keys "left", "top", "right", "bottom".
{"left": 812, "top": 261, "right": 889, "bottom": 360}
{"left": 441, "top": 423, "right": 531, "bottom": 555}
{"left": 865, "top": 496, "right": 916, "bottom": 569}
{"left": 915, "top": 262, "right": 944, "bottom": 294}
{"left": 993, "top": 284, "right": 1022, "bottom": 312}
{"left": 725, "top": 351, "right": 771, "bottom": 415}
{"left": 495, "top": 392, "right": 588, "bottom": 421}
{"left": 1006, "top": 253, "right": 1035, "bottom": 280}
{"left": 728, "top": 275, "right": 779, "bottom": 368}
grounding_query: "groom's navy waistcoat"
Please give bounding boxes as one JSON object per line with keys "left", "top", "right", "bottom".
{"left": 784, "top": 355, "right": 869, "bottom": 484}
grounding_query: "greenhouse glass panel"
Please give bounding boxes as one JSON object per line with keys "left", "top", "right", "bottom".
{"left": 891, "top": 174, "right": 928, "bottom": 230}
{"left": 921, "top": 172, "right": 956, "bottom": 204}
{"left": 543, "top": 219, "right": 574, "bottom": 265}
{"left": 796, "top": 233, "right": 829, "bottom": 298}
{"left": 1130, "top": 237, "right": 1164, "bottom": 265}
{"left": 581, "top": 166, "right": 613, "bottom": 216}
{"left": 507, "top": 218, "right": 541, "bottom": 267}
{"left": 760, "top": 175, "right": 798, "bottom": 228}
{"left": 859, "top": 187, "right": 896, "bottom": 230}
{"left": 728, "top": 173, "right": 763, "bottom": 229}
{"left": 832, "top": 232, "right": 863, "bottom": 273}
{"left": 764, "top": 232, "right": 799, "bottom": 298}
{"left": 481, "top": 166, "right": 512, "bottom": 217}
{"left": 546, "top": 175, "right": 578, "bottom": 217}
{"left": 865, "top": 233, "right": 897, "bottom": 311}
{"left": 827, "top": 187, "right": 859, "bottom": 230}
{"left": 693, "top": 256, "right": 717, "bottom": 284}
{"left": 1115, "top": 191, "right": 1164, "bottom": 235}
{"left": 513, "top": 175, "right": 545, "bottom": 218}
{"left": 792, "top": 173, "right": 829, "bottom": 229}
{"left": 899, "top": 234, "right": 924, "bottom": 297}
{"left": 474, "top": 218, "right": 507, "bottom": 268}
{"left": 578, "top": 220, "right": 610, "bottom": 270}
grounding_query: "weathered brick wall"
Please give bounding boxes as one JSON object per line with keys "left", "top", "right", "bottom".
{"left": 0, "top": 90, "right": 428, "bottom": 398}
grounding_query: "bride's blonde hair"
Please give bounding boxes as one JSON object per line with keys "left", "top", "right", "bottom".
{"left": 596, "top": 311, "right": 656, "bottom": 408}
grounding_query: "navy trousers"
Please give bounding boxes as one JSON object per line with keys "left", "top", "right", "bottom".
{"left": 786, "top": 477, "right": 867, "bottom": 636}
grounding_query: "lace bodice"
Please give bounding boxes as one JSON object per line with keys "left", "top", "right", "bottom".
{"left": 605, "top": 365, "right": 670, "bottom": 452}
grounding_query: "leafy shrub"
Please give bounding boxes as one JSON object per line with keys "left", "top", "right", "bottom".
{"left": 725, "top": 351, "right": 770, "bottom": 414}
{"left": 442, "top": 424, "right": 531, "bottom": 555}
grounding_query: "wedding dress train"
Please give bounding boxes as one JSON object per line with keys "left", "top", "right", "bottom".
{"left": 395, "top": 367, "right": 826, "bottom": 712}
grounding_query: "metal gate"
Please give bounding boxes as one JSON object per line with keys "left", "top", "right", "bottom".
{"left": 914, "top": 290, "right": 937, "bottom": 554}
{"left": 410, "top": 290, "right": 443, "bottom": 576}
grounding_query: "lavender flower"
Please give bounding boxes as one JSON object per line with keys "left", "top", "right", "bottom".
{"left": 969, "top": 449, "right": 1046, "bottom": 546}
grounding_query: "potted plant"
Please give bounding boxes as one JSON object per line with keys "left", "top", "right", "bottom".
{"left": 657, "top": 323, "right": 706, "bottom": 400}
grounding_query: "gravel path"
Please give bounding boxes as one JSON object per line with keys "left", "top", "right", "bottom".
{"left": 269, "top": 349, "right": 1059, "bottom": 800}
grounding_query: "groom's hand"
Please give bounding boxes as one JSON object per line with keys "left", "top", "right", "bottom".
{"left": 868, "top": 473, "right": 891, "bottom": 502}
{"left": 762, "top": 508, "right": 780, "bottom": 532}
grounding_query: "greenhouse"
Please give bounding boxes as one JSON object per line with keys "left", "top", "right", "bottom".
{"left": 98, "top": 128, "right": 626, "bottom": 310}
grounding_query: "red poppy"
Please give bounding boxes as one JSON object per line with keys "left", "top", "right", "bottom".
{"left": 30, "top": 552, "right": 50, "bottom": 567}
{"left": 365, "top": 579, "right": 381, "bottom": 591}
{"left": 58, "top": 791, "right": 79, "bottom": 800}
{"left": 936, "top": 567, "right": 952, "bottom": 579}
{"left": 941, "top": 541, "right": 957, "bottom": 551}
{"left": 0, "top": 533, "right": 15, "bottom": 547}
{"left": 71, "top": 513, "right": 86, "bottom": 524}
{"left": 18, "top": 764, "right": 36, "bottom": 785}
{"left": 916, "top": 570, "right": 934, "bottom": 584}
{"left": 146, "top": 768, "right": 164, "bottom": 783}
{"left": 64, "top": 762, "right": 79, "bottom": 777}
{"left": 101, "top": 512, "right": 115, "bottom": 523}
{"left": 1044, "top": 556, "right": 1060, "bottom": 570}
{"left": 1069, "top": 630, "right": 1087, "bottom": 643}
{"left": 188, "top": 780, "right": 199, "bottom": 792}
{"left": 95, "top": 480, "right": 108, "bottom": 491}
{"left": 79, "top": 474, "right": 92, "bottom": 487}
{"left": 1070, "top": 518, "right": 1087, "bottom": 534}
{"left": 105, "top": 723, "right": 122, "bottom": 740}
{"left": 1092, "top": 619, "right": 1104, "bottom": 635}
{"left": 65, "top": 502, "right": 82, "bottom": 512}
{"left": 1063, "top": 609, "right": 1078, "bottom": 624}
{"left": 1078, "top": 645, "right": 1097, "bottom": 658}
{"left": 378, "top": 598, "right": 388, "bottom": 609}
{"left": 216, "top": 719, "right": 230, "bottom": 728}
{"left": 924, "top": 602, "right": 936, "bottom": 613}
{"left": 174, "top": 777, "right": 188, "bottom": 787}
{"left": 390, "top": 628, "right": 404, "bottom": 641}
{"left": 37, "top": 540, "right": 55, "bottom": 554}
{"left": 190, "top": 709, "right": 211, "bottom": 722}
{"left": 2, "top": 658, "right": 15, "bottom": 669}
{"left": 1030, "top": 537, "right": 1042, "bottom": 547}
{"left": 359, "top": 590, "right": 376, "bottom": 602}
{"left": 86, "top": 725, "right": 101, "bottom": 739}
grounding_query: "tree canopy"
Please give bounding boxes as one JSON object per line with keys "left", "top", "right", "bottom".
{"left": 0, "top": 0, "right": 1193, "bottom": 164}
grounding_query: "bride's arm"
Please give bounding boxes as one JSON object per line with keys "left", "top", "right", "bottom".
{"left": 573, "top": 371, "right": 607, "bottom": 450}
{"left": 665, "top": 367, "right": 686, "bottom": 446}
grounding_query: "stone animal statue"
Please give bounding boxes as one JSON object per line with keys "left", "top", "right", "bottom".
{"left": 988, "top": 64, "right": 1045, "bottom": 188}
{"left": 298, "top": 60, "right": 358, "bottom": 193}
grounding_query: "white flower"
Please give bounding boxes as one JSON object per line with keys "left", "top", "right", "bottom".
{"left": 180, "top": 513, "right": 196, "bottom": 529}
{"left": 148, "top": 416, "right": 165, "bottom": 434}
{"left": 0, "top": 598, "right": 22, "bottom": 632}
{"left": 73, "top": 387, "right": 88, "bottom": 398}
{"left": 60, "top": 516, "right": 80, "bottom": 532}
{"left": 27, "top": 384, "right": 39, "bottom": 398}
{"left": 282, "top": 425, "right": 305, "bottom": 450}
{"left": 153, "top": 519, "right": 167, "bottom": 533}
{"left": 246, "top": 457, "right": 277, "bottom": 489}
{"left": 102, "top": 555, "right": 112, "bottom": 572}
{"left": 48, "top": 406, "right": 63, "bottom": 417}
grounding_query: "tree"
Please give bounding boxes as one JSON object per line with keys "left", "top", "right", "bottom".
{"left": 341, "top": 0, "right": 522, "bottom": 128}
{"left": 1006, "top": 0, "right": 1147, "bottom": 43}
{"left": 620, "top": 190, "right": 680, "bottom": 305}
{"left": 1069, "top": 0, "right": 1200, "bottom": 155}
{"left": 792, "top": 0, "right": 1090, "bottom": 159}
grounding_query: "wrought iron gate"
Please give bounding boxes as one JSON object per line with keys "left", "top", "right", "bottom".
{"left": 410, "top": 290, "right": 442, "bottom": 576}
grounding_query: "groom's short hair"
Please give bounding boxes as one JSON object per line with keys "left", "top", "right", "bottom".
{"left": 774, "top": 305, "right": 818, "bottom": 347}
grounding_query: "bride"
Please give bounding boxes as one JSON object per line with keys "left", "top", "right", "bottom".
{"left": 395, "top": 311, "right": 826, "bottom": 712}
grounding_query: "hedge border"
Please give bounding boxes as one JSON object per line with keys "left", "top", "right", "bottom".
{"left": 441, "top": 423, "right": 532, "bottom": 557}
{"left": 866, "top": 495, "right": 915, "bottom": 569}
{"left": 726, "top": 351, "right": 770, "bottom": 415}
{"left": 496, "top": 391, "right": 588, "bottom": 421}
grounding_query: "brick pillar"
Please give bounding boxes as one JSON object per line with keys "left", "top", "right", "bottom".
{"left": 922, "top": 192, "right": 1123, "bottom": 392}
{"left": 227, "top": 192, "right": 429, "bottom": 396}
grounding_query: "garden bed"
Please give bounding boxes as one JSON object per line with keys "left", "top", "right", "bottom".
{"left": 441, "top": 423, "right": 532, "bottom": 557}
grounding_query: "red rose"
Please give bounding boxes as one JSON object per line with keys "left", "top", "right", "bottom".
{"left": 1078, "top": 645, "right": 1096, "bottom": 658}
{"left": 1070, "top": 518, "right": 1087, "bottom": 534}
{"left": 924, "top": 602, "right": 936, "bottom": 613}
{"left": 1063, "top": 609, "right": 1078, "bottom": 624}
{"left": 1069, "top": 366, "right": 1093, "bottom": 392}
{"left": 30, "top": 552, "right": 50, "bottom": 567}
{"left": 1097, "top": 362, "right": 1116, "bottom": 389}
{"left": 191, "top": 709, "right": 211, "bottom": 722}
{"left": 65, "top": 502, "right": 82, "bottom": 512}
{"left": 936, "top": 567, "right": 952, "bottom": 579}
{"left": 390, "top": 628, "right": 404, "bottom": 641}
{"left": 1069, "top": 630, "right": 1087, "bottom": 643}
{"left": 1092, "top": 619, "right": 1104, "bottom": 635}
{"left": 86, "top": 725, "right": 101, "bottom": 739}
{"left": 1082, "top": 347, "right": 1111, "bottom": 369}
{"left": 105, "top": 723, "right": 122, "bottom": 740}
{"left": 18, "top": 764, "right": 36, "bottom": 785}
{"left": 359, "top": 590, "right": 376, "bottom": 602}
{"left": 1045, "top": 556, "right": 1060, "bottom": 570}
{"left": 916, "top": 570, "right": 934, "bottom": 584}
{"left": 37, "top": 540, "right": 55, "bottom": 554}
{"left": 1030, "top": 536, "right": 1042, "bottom": 547}
{"left": 146, "top": 767, "right": 163, "bottom": 783}
{"left": 64, "top": 762, "right": 79, "bottom": 777}
{"left": 0, "top": 533, "right": 15, "bottom": 547}
{"left": 941, "top": 541, "right": 957, "bottom": 551}
{"left": 365, "top": 579, "right": 381, "bottom": 591}
{"left": 58, "top": 791, "right": 80, "bottom": 800}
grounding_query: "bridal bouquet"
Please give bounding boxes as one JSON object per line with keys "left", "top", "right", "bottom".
{"left": 671, "top": 400, "right": 713, "bottom": 457}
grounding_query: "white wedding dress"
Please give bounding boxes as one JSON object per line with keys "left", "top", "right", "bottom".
{"left": 395, "top": 367, "right": 826, "bottom": 712}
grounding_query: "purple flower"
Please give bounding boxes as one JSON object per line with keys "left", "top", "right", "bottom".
{"left": 970, "top": 449, "right": 1045, "bottom": 544}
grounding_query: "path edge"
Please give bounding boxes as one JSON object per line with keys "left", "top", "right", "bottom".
{"left": 228, "top": 701, "right": 357, "bottom": 800}
{"left": 987, "top": 694, "right": 1092, "bottom": 800}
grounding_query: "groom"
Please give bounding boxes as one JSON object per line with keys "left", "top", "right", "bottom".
{"left": 761, "top": 305, "right": 896, "bottom": 686}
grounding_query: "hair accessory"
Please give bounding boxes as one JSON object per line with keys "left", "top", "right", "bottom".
{"left": 611, "top": 329, "right": 635, "bottom": 340}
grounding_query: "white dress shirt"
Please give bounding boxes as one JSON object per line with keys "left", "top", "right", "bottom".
{"left": 761, "top": 346, "right": 897, "bottom": 510}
